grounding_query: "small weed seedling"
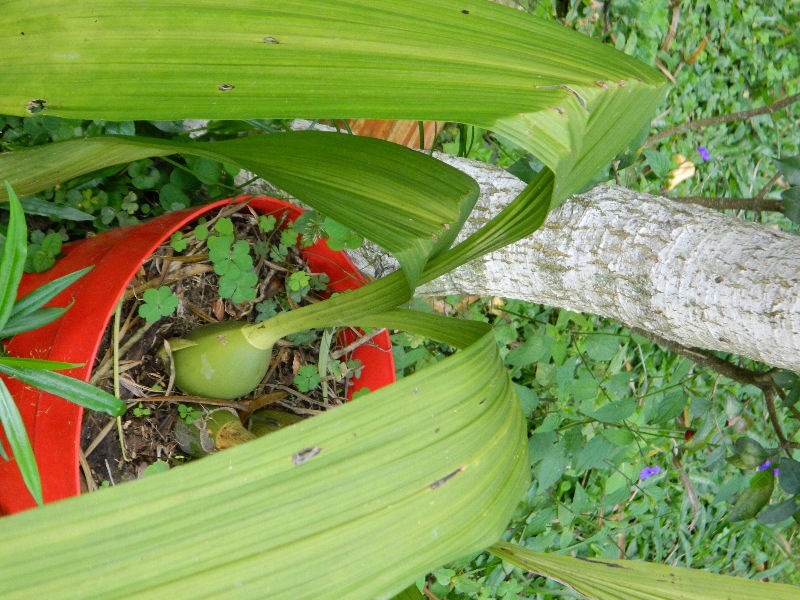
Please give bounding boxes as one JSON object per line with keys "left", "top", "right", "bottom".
{"left": 177, "top": 403, "right": 202, "bottom": 425}
{"left": 132, "top": 403, "right": 151, "bottom": 417}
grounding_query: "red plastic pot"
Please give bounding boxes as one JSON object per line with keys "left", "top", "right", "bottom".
{"left": 0, "top": 197, "right": 395, "bottom": 515}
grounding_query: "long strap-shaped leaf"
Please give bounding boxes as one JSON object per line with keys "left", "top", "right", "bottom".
{"left": 490, "top": 542, "right": 800, "bottom": 600}
{"left": 242, "top": 172, "right": 553, "bottom": 349}
{"left": 0, "top": 378, "right": 41, "bottom": 505}
{"left": 0, "top": 183, "right": 26, "bottom": 333}
{"left": 0, "top": 0, "right": 666, "bottom": 200}
{"left": 0, "top": 361, "right": 124, "bottom": 417}
{"left": 0, "top": 315, "right": 528, "bottom": 599}
{"left": 0, "top": 132, "right": 478, "bottom": 286}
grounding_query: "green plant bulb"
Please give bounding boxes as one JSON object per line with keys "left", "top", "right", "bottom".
{"left": 170, "top": 321, "right": 271, "bottom": 399}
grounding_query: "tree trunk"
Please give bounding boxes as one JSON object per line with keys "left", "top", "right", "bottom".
{"left": 240, "top": 150, "right": 800, "bottom": 373}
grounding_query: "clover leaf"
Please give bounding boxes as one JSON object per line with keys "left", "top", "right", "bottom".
{"left": 138, "top": 286, "right": 179, "bottom": 323}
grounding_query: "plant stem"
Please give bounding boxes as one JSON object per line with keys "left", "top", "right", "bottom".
{"left": 646, "top": 93, "right": 800, "bottom": 146}
{"left": 113, "top": 299, "right": 129, "bottom": 462}
{"left": 330, "top": 327, "right": 388, "bottom": 360}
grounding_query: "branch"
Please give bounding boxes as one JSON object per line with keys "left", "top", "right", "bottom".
{"left": 646, "top": 93, "right": 800, "bottom": 146}
{"left": 669, "top": 196, "right": 784, "bottom": 212}
{"left": 670, "top": 172, "right": 785, "bottom": 212}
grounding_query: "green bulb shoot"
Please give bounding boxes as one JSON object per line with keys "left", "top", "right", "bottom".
{"left": 169, "top": 321, "right": 272, "bottom": 399}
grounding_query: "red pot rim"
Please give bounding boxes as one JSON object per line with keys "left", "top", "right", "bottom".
{"left": 0, "top": 197, "right": 394, "bottom": 515}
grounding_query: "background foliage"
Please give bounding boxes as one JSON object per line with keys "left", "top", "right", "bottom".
{"left": 409, "top": 1, "right": 799, "bottom": 597}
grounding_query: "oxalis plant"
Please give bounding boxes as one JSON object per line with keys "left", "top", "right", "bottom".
{"left": 0, "top": 2, "right": 796, "bottom": 598}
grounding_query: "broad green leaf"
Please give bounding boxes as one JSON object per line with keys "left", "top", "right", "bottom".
{"left": 489, "top": 541, "right": 800, "bottom": 600}
{"left": 392, "top": 585, "right": 425, "bottom": 600}
{"left": 756, "top": 496, "right": 799, "bottom": 525}
{"left": 534, "top": 444, "right": 569, "bottom": 490}
{"left": 585, "top": 334, "right": 621, "bottom": 362}
{"left": 0, "top": 0, "right": 666, "bottom": 200}
{"left": 0, "top": 378, "right": 42, "bottom": 505}
{"left": 779, "top": 457, "right": 800, "bottom": 494}
{"left": 506, "top": 332, "right": 552, "bottom": 368}
{"left": 8, "top": 266, "right": 92, "bottom": 320}
{"left": 726, "top": 436, "right": 768, "bottom": 470}
{"left": 648, "top": 390, "right": 687, "bottom": 425}
{"left": 642, "top": 148, "right": 671, "bottom": 179}
{"left": 775, "top": 156, "right": 800, "bottom": 186}
{"left": 727, "top": 470, "right": 775, "bottom": 522}
{"left": 0, "top": 183, "right": 26, "bottom": 333}
{"left": 590, "top": 398, "right": 637, "bottom": 424}
{"left": 574, "top": 435, "right": 619, "bottom": 472}
{"left": 0, "top": 132, "right": 478, "bottom": 286}
{"left": 0, "top": 363, "right": 124, "bottom": 417}
{"left": 0, "top": 315, "right": 528, "bottom": 599}
{"left": 782, "top": 187, "right": 800, "bottom": 226}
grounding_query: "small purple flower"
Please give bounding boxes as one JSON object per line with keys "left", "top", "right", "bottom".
{"left": 639, "top": 466, "right": 661, "bottom": 480}
{"left": 697, "top": 146, "right": 711, "bottom": 161}
{"left": 756, "top": 459, "right": 780, "bottom": 476}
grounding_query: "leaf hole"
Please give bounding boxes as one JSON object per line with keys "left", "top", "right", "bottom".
{"left": 430, "top": 466, "right": 466, "bottom": 490}
{"left": 26, "top": 99, "right": 47, "bottom": 114}
{"left": 292, "top": 446, "right": 321, "bottom": 465}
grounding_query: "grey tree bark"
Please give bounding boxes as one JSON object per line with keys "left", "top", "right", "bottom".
{"left": 240, "top": 149, "right": 800, "bottom": 373}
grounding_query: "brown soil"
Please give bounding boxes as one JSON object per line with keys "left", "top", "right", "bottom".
{"left": 79, "top": 203, "right": 365, "bottom": 492}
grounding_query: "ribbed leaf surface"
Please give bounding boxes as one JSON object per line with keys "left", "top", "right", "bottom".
{"left": 0, "top": 0, "right": 666, "bottom": 200}
{"left": 0, "top": 319, "right": 528, "bottom": 599}
{"left": 491, "top": 542, "right": 800, "bottom": 600}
